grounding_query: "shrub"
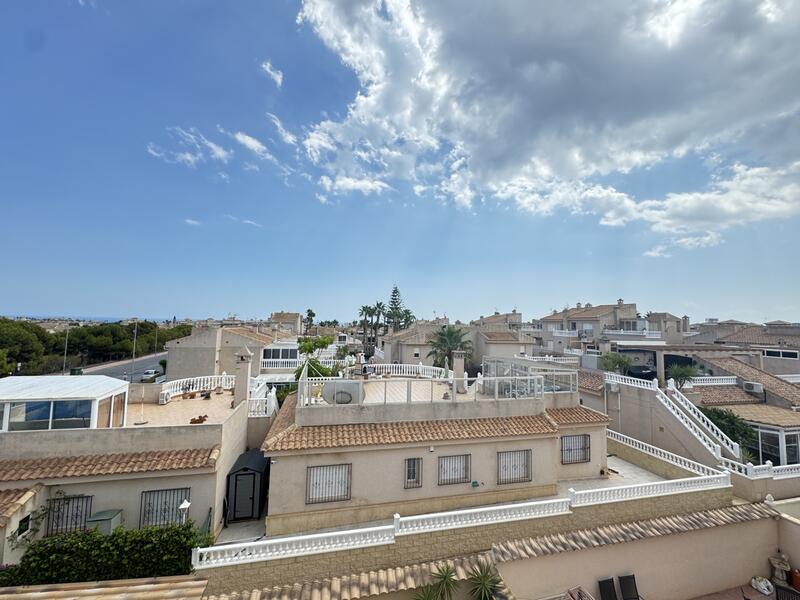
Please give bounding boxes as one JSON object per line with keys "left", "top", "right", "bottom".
{"left": 0, "top": 522, "right": 210, "bottom": 587}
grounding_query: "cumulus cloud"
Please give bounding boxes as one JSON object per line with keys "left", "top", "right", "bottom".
{"left": 261, "top": 60, "right": 284, "bottom": 88}
{"left": 297, "top": 0, "right": 800, "bottom": 250}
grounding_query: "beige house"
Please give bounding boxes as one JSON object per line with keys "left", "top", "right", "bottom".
{"left": 261, "top": 356, "right": 607, "bottom": 535}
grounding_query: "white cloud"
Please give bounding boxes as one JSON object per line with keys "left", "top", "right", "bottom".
{"left": 261, "top": 60, "right": 284, "bottom": 88}
{"left": 316, "top": 193, "right": 329, "bottom": 204}
{"left": 319, "top": 174, "right": 391, "bottom": 195}
{"left": 297, "top": 0, "right": 800, "bottom": 248}
{"left": 147, "top": 127, "right": 232, "bottom": 169}
{"left": 267, "top": 112, "right": 297, "bottom": 145}
{"left": 644, "top": 245, "right": 671, "bottom": 258}
{"left": 225, "top": 214, "right": 263, "bottom": 228}
{"left": 184, "top": 218, "right": 201, "bottom": 226}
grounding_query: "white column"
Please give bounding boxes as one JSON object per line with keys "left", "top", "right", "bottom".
{"left": 779, "top": 429, "right": 787, "bottom": 466}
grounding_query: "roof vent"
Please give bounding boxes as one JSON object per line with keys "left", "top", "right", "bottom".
{"left": 617, "top": 298, "right": 624, "bottom": 305}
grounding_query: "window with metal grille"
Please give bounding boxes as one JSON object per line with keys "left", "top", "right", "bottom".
{"left": 497, "top": 449, "right": 532, "bottom": 484}
{"left": 139, "top": 488, "right": 191, "bottom": 527}
{"left": 438, "top": 454, "right": 470, "bottom": 485}
{"left": 45, "top": 495, "right": 93, "bottom": 536}
{"left": 306, "top": 464, "right": 351, "bottom": 504}
{"left": 561, "top": 434, "right": 591, "bottom": 464}
{"left": 404, "top": 457, "right": 422, "bottom": 489}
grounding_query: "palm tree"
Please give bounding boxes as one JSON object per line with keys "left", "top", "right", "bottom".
{"left": 400, "top": 308, "right": 415, "bottom": 330}
{"left": 427, "top": 326, "right": 472, "bottom": 368}
{"left": 374, "top": 301, "right": 386, "bottom": 337}
{"left": 358, "top": 305, "right": 372, "bottom": 351}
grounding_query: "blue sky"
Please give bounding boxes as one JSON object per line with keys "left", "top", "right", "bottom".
{"left": 1, "top": 0, "right": 799, "bottom": 324}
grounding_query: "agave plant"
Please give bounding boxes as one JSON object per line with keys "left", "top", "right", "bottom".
{"left": 413, "top": 585, "right": 440, "bottom": 600}
{"left": 467, "top": 562, "right": 500, "bottom": 600}
{"left": 432, "top": 563, "right": 458, "bottom": 600}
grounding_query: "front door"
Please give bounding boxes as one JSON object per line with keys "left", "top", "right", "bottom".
{"left": 233, "top": 472, "right": 256, "bottom": 520}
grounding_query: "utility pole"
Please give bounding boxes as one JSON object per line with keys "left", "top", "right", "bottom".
{"left": 130, "top": 320, "right": 138, "bottom": 383}
{"left": 62, "top": 327, "right": 70, "bottom": 375}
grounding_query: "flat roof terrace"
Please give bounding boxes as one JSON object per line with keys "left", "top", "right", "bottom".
{"left": 129, "top": 390, "right": 237, "bottom": 427}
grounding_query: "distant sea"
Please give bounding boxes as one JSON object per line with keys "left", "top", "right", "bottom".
{"left": 4, "top": 314, "right": 173, "bottom": 323}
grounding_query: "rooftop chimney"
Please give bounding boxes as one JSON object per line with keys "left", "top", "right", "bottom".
{"left": 617, "top": 298, "right": 624, "bottom": 306}
{"left": 576, "top": 302, "right": 582, "bottom": 309}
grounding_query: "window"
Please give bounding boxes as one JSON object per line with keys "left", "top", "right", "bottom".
{"left": 497, "top": 449, "right": 532, "bottom": 484}
{"left": 561, "top": 434, "right": 591, "bottom": 464}
{"left": 438, "top": 454, "right": 470, "bottom": 485}
{"left": 413, "top": 348, "right": 420, "bottom": 358}
{"left": 759, "top": 348, "right": 799, "bottom": 360}
{"left": 96, "top": 397, "right": 111, "bottom": 428}
{"left": 111, "top": 393, "right": 126, "bottom": 427}
{"left": 9, "top": 401, "right": 51, "bottom": 431}
{"left": 306, "top": 464, "right": 351, "bottom": 504}
{"left": 404, "top": 457, "right": 422, "bottom": 489}
{"left": 338, "top": 335, "right": 347, "bottom": 343}
{"left": 17, "top": 514, "right": 31, "bottom": 536}
{"left": 140, "top": 488, "right": 191, "bottom": 527}
{"left": 46, "top": 495, "right": 93, "bottom": 536}
{"left": 51, "top": 400, "right": 92, "bottom": 429}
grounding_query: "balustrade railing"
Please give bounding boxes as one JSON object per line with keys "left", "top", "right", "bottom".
{"left": 159, "top": 375, "right": 235, "bottom": 403}
{"left": 568, "top": 472, "right": 730, "bottom": 506}
{"left": 667, "top": 381, "right": 740, "bottom": 458}
{"left": 552, "top": 330, "right": 579, "bottom": 337}
{"left": 604, "top": 373, "right": 657, "bottom": 390}
{"left": 601, "top": 330, "right": 662, "bottom": 338}
{"left": 261, "top": 358, "right": 347, "bottom": 370}
{"left": 689, "top": 376, "right": 738, "bottom": 386}
{"left": 654, "top": 387, "right": 722, "bottom": 460}
{"left": 364, "top": 363, "right": 448, "bottom": 378}
{"left": 607, "top": 430, "right": 720, "bottom": 476}
{"left": 515, "top": 354, "right": 580, "bottom": 365}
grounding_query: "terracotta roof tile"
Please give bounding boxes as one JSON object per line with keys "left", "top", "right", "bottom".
{"left": 702, "top": 357, "right": 800, "bottom": 406}
{"left": 263, "top": 414, "right": 558, "bottom": 452}
{"left": 719, "top": 404, "right": 800, "bottom": 428}
{"left": 0, "top": 447, "right": 218, "bottom": 483}
{"left": 492, "top": 503, "right": 777, "bottom": 562}
{"left": 691, "top": 385, "right": 761, "bottom": 406}
{"left": 578, "top": 369, "right": 605, "bottom": 393}
{"left": 481, "top": 331, "right": 520, "bottom": 342}
{"left": 719, "top": 325, "right": 800, "bottom": 348}
{"left": 547, "top": 406, "right": 609, "bottom": 425}
{"left": 541, "top": 303, "right": 634, "bottom": 322}
{"left": 0, "top": 486, "right": 40, "bottom": 526}
{"left": 0, "top": 574, "right": 207, "bottom": 599}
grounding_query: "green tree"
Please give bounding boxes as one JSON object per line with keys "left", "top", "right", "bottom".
{"left": 359, "top": 305, "right": 373, "bottom": 351}
{"left": 0, "top": 319, "right": 45, "bottom": 365}
{"left": 373, "top": 301, "right": 386, "bottom": 338}
{"left": 700, "top": 407, "right": 757, "bottom": 451}
{"left": 159, "top": 359, "right": 167, "bottom": 374}
{"left": 400, "top": 308, "right": 416, "bottom": 329}
{"left": 0, "top": 348, "right": 15, "bottom": 376}
{"left": 387, "top": 285, "right": 404, "bottom": 330}
{"left": 304, "top": 309, "right": 315, "bottom": 334}
{"left": 667, "top": 363, "right": 698, "bottom": 389}
{"left": 467, "top": 562, "right": 501, "bottom": 600}
{"left": 599, "top": 352, "right": 632, "bottom": 375}
{"left": 427, "top": 326, "right": 472, "bottom": 367}
{"left": 298, "top": 335, "right": 334, "bottom": 357}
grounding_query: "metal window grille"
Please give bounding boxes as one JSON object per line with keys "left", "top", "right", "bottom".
{"left": 404, "top": 457, "right": 422, "bottom": 489}
{"left": 438, "top": 454, "right": 471, "bottom": 485}
{"left": 306, "top": 464, "right": 352, "bottom": 504}
{"left": 497, "top": 449, "right": 532, "bottom": 484}
{"left": 45, "top": 495, "right": 93, "bottom": 536}
{"left": 561, "top": 434, "right": 591, "bottom": 464}
{"left": 139, "top": 488, "right": 191, "bottom": 527}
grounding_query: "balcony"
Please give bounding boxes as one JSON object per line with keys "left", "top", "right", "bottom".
{"left": 261, "top": 358, "right": 346, "bottom": 370}
{"left": 601, "top": 329, "right": 662, "bottom": 339}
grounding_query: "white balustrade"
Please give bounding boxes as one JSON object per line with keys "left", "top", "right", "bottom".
{"left": 396, "top": 498, "right": 571, "bottom": 535}
{"left": 193, "top": 524, "right": 395, "bottom": 568}
{"left": 607, "top": 430, "right": 721, "bottom": 476}
{"left": 773, "top": 463, "right": 800, "bottom": 479}
{"left": 604, "top": 373, "right": 657, "bottom": 390}
{"left": 249, "top": 387, "right": 278, "bottom": 417}
{"left": 159, "top": 374, "right": 235, "bottom": 403}
{"left": 654, "top": 388, "right": 723, "bottom": 460}
{"left": 553, "top": 330, "right": 579, "bottom": 337}
{"left": 515, "top": 354, "right": 580, "bottom": 365}
{"left": 778, "top": 374, "right": 800, "bottom": 383}
{"left": 601, "top": 330, "right": 662, "bottom": 338}
{"left": 690, "top": 376, "right": 737, "bottom": 386}
{"left": 365, "top": 363, "right": 448, "bottom": 378}
{"left": 261, "top": 358, "right": 346, "bottom": 370}
{"left": 667, "top": 381, "right": 740, "bottom": 458}
{"left": 569, "top": 472, "right": 730, "bottom": 507}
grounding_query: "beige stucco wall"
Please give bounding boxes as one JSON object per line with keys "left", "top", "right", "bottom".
{"left": 211, "top": 401, "right": 249, "bottom": 534}
{"left": 607, "top": 438, "right": 694, "bottom": 479}
{"left": 727, "top": 470, "right": 800, "bottom": 503}
{"left": 166, "top": 327, "right": 221, "bottom": 381}
{"left": 0, "top": 486, "right": 47, "bottom": 565}
{"left": 266, "top": 425, "right": 607, "bottom": 534}
{"left": 777, "top": 516, "right": 800, "bottom": 570}
{"left": 203, "top": 486, "right": 733, "bottom": 594}
{"left": 498, "top": 517, "right": 777, "bottom": 600}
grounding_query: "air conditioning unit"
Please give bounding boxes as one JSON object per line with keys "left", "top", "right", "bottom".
{"left": 605, "top": 382, "right": 619, "bottom": 392}
{"left": 743, "top": 381, "right": 764, "bottom": 394}
{"left": 158, "top": 392, "right": 171, "bottom": 405}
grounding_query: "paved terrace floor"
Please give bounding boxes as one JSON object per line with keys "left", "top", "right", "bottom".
{"left": 214, "top": 456, "right": 664, "bottom": 544}
{"left": 129, "top": 391, "right": 237, "bottom": 427}
{"left": 690, "top": 586, "right": 775, "bottom": 599}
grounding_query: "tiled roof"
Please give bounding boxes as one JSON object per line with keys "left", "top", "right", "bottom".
{"left": 481, "top": 331, "right": 521, "bottom": 342}
{"left": 492, "top": 502, "right": 777, "bottom": 562}
{"left": 226, "top": 327, "right": 280, "bottom": 344}
{"left": 578, "top": 369, "right": 605, "bottom": 393}
{"left": 270, "top": 312, "right": 301, "bottom": 323}
{"left": 719, "top": 325, "right": 800, "bottom": 348}
{"left": 720, "top": 404, "right": 800, "bottom": 428}
{"left": 206, "top": 555, "right": 516, "bottom": 600}
{"left": 0, "top": 574, "right": 207, "bottom": 599}
{"left": 691, "top": 385, "right": 762, "bottom": 406}
{"left": 541, "top": 303, "right": 634, "bottom": 322}
{"left": 0, "top": 447, "right": 219, "bottom": 483}
{"left": 702, "top": 357, "right": 800, "bottom": 406}
{"left": 0, "top": 485, "right": 42, "bottom": 526}
{"left": 263, "top": 413, "right": 558, "bottom": 453}
{"left": 547, "top": 406, "right": 610, "bottom": 425}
